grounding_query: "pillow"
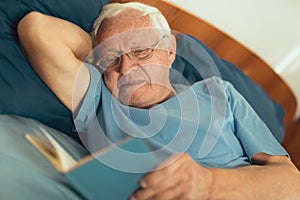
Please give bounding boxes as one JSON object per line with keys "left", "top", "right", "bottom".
{"left": 0, "top": 114, "right": 88, "bottom": 199}
{"left": 0, "top": 0, "right": 109, "bottom": 141}
{"left": 171, "top": 34, "right": 284, "bottom": 142}
{"left": 0, "top": 1, "right": 284, "bottom": 143}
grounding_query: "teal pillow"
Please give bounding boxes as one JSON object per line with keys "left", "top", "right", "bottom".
{"left": 0, "top": 115, "right": 88, "bottom": 199}
{"left": 0, "top": 1, "right": 284, "bottom": 142}
{"left": 0, "top": 0, "right": 109, "bottom": 140}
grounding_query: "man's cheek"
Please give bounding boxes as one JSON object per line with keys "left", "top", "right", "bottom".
{"left": 104, "top": 72, "right": 118, "bottom": 91}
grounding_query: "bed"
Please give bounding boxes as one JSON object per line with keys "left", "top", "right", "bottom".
{"left": 0, "top": 0, "right": 299, "bottom": 198}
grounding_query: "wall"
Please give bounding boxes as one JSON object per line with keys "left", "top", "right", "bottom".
{"left": 167, "top": 0, "right": 300, "bottom": 118}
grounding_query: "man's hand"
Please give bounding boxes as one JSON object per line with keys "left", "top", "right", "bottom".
{"left": 131, "top": 153, "right": 300, "bottom": 200}
{"left": 131, "top": 153, "right": 213, "bottom": 200}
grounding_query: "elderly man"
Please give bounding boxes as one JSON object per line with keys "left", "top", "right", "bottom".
{"left": 18, "top": 2, "right": 299, "bottom": 200}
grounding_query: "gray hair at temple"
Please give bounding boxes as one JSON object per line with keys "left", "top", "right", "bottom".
{"left": 90, "top": 2, "right": 171, "bottom": 44}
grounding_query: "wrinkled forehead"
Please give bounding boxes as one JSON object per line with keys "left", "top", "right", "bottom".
{"left": 95, "top": 28, "right": 168, "bottom": 55}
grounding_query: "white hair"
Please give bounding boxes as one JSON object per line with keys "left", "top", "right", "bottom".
{"left": 90, "top": 2, "right": 171, "bottom": 43}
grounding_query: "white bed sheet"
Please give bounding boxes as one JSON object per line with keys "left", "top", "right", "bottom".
{"left": 167, "top": 0, "right": 300, "bottom": 119}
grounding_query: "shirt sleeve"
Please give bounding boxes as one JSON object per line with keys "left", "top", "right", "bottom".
{"left": 224, "top": 81, "right": 288, "bottom": 161}
{"left": 73, "top": 63, "right": 102, "bottom": 133}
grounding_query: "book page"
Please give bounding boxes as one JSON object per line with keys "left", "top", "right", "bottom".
{"left": 25, "top": 126, "right": 77, "bottom": 172}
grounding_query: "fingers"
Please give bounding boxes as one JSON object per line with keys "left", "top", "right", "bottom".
{"left": 131, "top": 153, "right": 196, "bottom": 200}
{"left": 251, "top": 153, "right": 290, "bottom": 165}
{"left": 131, "top": 180, "right": 187, "bottom": 200}
{"left": 251, "top": 152, "right": 272, "bottom": 165}
{"left": 141, "top": 153, "right": 184, "bottom": 186}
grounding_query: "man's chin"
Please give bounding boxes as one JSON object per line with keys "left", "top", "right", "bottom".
{"left": 117, "top": 90, "right": 155, "bottom": 108}
{"left": 116, "top": 84, "right": 172, "bottom": 108}
{"left": 128, "top": 99, "right": 155, "bottom": 109}
{"left": 119, "top": 93, "right": 153, "bottom": 108}
{"left": 120, "top": 92, "right": 170, "bottom": 109}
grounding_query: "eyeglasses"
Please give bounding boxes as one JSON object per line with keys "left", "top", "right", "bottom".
{"left": 96, "top": 35, "right": 168, "bottom": 71}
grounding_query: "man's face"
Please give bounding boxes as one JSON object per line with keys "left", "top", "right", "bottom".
{"left": 95, "top": 10, "right": 176, "bottom": 108}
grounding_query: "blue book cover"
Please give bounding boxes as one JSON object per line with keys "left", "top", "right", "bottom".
{"left": 25, "top": 131, "right": 160, "bottom": 200}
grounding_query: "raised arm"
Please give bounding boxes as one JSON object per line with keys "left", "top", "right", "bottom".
{"left": 18, "top": 12, "right": 92, "bottom": 111}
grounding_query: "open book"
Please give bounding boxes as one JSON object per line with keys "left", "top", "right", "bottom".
{"left": 25, "top": 127, "right": 159, "bottom": 200}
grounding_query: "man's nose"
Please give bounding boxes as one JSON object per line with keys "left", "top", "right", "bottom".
{"left": 119, "top": 54, "right": 137, "bottom": 74}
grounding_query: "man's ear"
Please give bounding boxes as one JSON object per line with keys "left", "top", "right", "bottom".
{"left": 168, "top": 34, "right": 177, "bottom": 65}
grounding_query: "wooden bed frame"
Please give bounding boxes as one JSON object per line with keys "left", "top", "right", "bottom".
{"left": 112, "top": 0, "right": 300, "bottom": 168}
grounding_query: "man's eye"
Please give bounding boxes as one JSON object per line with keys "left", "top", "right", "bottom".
{"left": 134, "top": 49, "right": 147, "bottom": 55}
{"left": 133, "top": 48, "right": 151, "bottom": 58}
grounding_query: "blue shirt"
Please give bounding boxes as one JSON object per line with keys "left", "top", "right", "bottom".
{"left": 74, "top": 63, "right": 287, "bottom": 168}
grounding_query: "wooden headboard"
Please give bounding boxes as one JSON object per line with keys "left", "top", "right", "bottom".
{"left": 111, "top": 0, "right": 297, "bottom": 144}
